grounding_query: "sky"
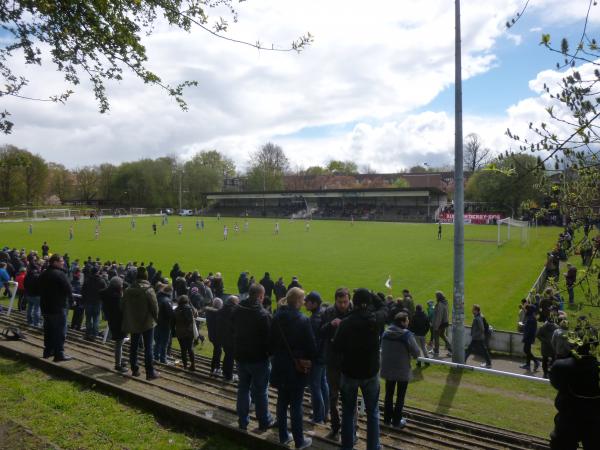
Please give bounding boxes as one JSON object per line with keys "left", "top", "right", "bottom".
{"left": 1, "top": 0, "right": 599, "bottom": 172}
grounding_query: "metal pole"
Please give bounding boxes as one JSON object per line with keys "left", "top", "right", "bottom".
{"left": 452, "top": 0, "right": 465, "bottom": 364}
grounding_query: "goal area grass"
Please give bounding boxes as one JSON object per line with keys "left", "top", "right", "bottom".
{"left": 0, "top": 216, "right": 561, "bottom": 332}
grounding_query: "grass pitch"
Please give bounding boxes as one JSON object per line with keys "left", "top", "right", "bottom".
{"left": 1, "top": 216, "right": 560, "bottom": 331}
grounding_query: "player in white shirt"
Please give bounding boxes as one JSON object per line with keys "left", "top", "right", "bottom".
{"left": 274, "top": 222, "right": 280, "bottom": 235}
{"left": 223, "top": 225, "right": 228, "bottom": 240}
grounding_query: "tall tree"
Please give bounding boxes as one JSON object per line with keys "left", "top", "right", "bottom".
{"left": 97, "top": 163, "right": 117, "bottom": 203}
{"left": 46, "top": 162, "right": 73, "bottom": 202}
{"left": 22, "top": 152, "right": 48, "bottom": 204}
{"left": 246, "top": 142, "right": 290, "bottom": 191}
{"left": 463, "top": 133, "right": 492, "bottom": 172}
{"left": 74, "top": 166, "right": 99, "bottom": 203}
{"left": 0, "top": 1, "right": 312, "bottom": 133}
{"left": 183, "top": 150, "right": 235, "bottom": 207}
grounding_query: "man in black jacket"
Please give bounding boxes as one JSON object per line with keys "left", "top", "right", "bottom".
{"left": 231, "top": 284, "right": 273, "bottom": 431}
{"left": 259, "top": 272, "right": 275, "bottom": 301}
{"left": 217, "top": 295, "right": 239, "bottom": 381}
{"left": 82, "top": 266, "right": 107, "bottom": 340}
{"left": 549, "top": 340, "right": 600, "bottom": 449}
{"left": 320, "top": 287, "right": 352, "bottom": 441}
{"left": 39, "top": 254, "right": 73, "bottom": 362}
{"left": 305, "top": 291, "right": 329, "bottom": 425}
{"left": 333, "top": 289, "right": 387, "bottom": 450}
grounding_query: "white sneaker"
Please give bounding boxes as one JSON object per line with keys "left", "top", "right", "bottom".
{"left": 297, "top": 437, "right": 312, "bottom": 449}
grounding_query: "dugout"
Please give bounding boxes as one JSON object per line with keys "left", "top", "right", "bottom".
{"left": 205, "top": 188, "right": 447, "bottom": 222}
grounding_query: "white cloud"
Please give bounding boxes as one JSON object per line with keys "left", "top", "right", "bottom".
{"left": 506, "top": 33, "right": 523, "bottom": 45}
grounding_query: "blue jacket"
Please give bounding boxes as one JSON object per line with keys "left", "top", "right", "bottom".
{"left": 270, "top": 306, "right": 317, "bottom": 389}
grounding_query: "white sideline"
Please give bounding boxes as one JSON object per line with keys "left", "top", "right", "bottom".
{"left": 417, "top": 356, "right": 550, "bottom": 383}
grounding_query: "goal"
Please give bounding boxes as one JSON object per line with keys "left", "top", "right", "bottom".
{"left": 497, "top": 217, "right": 529, "bottom": 247}
{"left": 32, "top": 209, "right": 71, "bottom": 219}
{"left": 130, "top": 207, "right": 146, "bottom": 215}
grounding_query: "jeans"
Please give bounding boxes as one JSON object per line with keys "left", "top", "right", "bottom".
{"left": 465, "top": 339, "right": 492, "bottom": 365}
{"left": 178, "top": 336, "right": 195, "bottom": 368}
{"left": 236, "top": 360, "right": 272, "bottom": 430}
{"left": 340, "top": 374, "right": 381, "bottom": 450}
{"left": 43, "top": 309, "right": 68, "bottom": 359}
{"left": 26, "top": 296, "right": 41, "bottom": 326}
{"left": 130, "top": 328, "right": 155, "bottom": 375}
{"left": 415, "top": 335, "right": 428, "bottom": 358}
{"left": 222, "top": 346, "right": 235, "bottom": 380}
{"left": 310, "top": 363, "right": 330, "bottom": 423}
{"left": 276, "top": 387, "right": 305, "bottom": 446}
{"left": 211, "top": 343, "right": 222, "bottom": 372}
{"left": 114, "top": 338, "right": 125, "bottom": 367}
{"left": 433, "top": 325, "right": 452, "bottom": 354}
{"left": 383, "top": 380, "right": 408, "bottom": 425}
{"left": 153, "top": 325, "right": 171, "bottom": 363}
{"left": 84, "top": 304, "right": 101, "bottom": 338}
{"left": 567, "top": 286, "right": 574, "bottom": 305}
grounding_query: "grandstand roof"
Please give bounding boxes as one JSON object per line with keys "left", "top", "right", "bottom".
{"left": 206, "top": 187, "right": 446, "bottom": 200}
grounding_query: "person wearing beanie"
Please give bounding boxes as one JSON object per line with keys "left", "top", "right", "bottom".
{"left": 304, "top": 290, "right": 329, "bottom": 425}
{"left": 332, "top": 288, "right": 388, "bottom": 450}
{"left": 121, "top": 264, "right": 160, "bottom": 380}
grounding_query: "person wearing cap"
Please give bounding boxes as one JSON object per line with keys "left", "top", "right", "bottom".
{"left": 101, "top": 276, "right": 127, "bottom": 372}
{"left": 121, "top": 266, "right": 160, "bottom": 380}
{"left": 332, "top": 288, "right": 388, "bottom": 450}
{"left": 231, "top": 283, "right": 273, "bottom": 431}
{"left": 305, "top": 290, "right": 329, "bottom": 425}
{"left": 549, "top": 334, "right": 600, "bottom": 449}
{"left": 270, "top": 287, "right": 316, "bottom": 448}
{"left": 38, "top": 254, "right": 73, "bottom": 362}
{"left": 82, "top": 265, "right": 107, "bottom": 340}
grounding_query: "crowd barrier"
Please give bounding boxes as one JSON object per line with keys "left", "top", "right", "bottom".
{"left": 447, "top": 325, "right": 526, "bottom": 357}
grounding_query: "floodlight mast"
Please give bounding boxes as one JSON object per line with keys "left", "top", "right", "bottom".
{"left": 452, "top": 0, "right": 465, "bottom": 364}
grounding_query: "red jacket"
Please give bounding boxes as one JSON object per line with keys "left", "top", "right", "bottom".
{"left": 15, "top": 271, "right": 26, "bottom": 292}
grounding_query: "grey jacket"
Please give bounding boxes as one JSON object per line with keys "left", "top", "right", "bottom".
{"left": 432, "top": 299, "right": 449, "bottom": 330}
{"left": 380, "top": 325, "right": 421, "bottom": 382}
{"left": 552, "top": 328, "right": 571, "bottom": 358}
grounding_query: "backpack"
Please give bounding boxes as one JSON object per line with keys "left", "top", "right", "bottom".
{"left": 482, "top": 316, "right": 493, "bottom": 337}
{"left": 1, "top": 327, "right": 26, "bottom": 341}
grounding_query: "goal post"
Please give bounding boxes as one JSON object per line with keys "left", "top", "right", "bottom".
{"left": 32, "top": 209, "right": 71, "bottom": 219}
{"left": 497, "top": 217, "right": 529, "bottom": 247}
{"left": 130, "top": 207, "right": 146, "bottom": 216}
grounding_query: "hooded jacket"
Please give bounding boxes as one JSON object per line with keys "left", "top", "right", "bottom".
{"left": 332, "top": 298, "right": 387, "bottom": 379}
{"left": 432, "top": 298, "right": 449, "bottom": 330}
{"left": 380, "top": 325, "right": 421, "bottom": 381}
{"left": 231, "top": 298, "right": 271, "bottom": 363}
{"left": 121, "top": 280, "right": 158, "bottom": 334}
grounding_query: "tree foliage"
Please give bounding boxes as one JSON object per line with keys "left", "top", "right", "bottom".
{"left": 0, "top": 0, "right": 313, "bottom": 133}
{"left": 246, "top": 142, "right": 289, "bottom": 191}
{"left": 326, "top": 160, "right": 358, "bottom": 175}
{"left": 0, "top": 144, "right": 48, "bottom": 205}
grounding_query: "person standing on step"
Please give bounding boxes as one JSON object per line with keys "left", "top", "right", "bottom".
{"left": 520, "top": 304, "right": 541, "bottom": 372}
{"left": 174, "top": 295, "right": 197, "bottom": 371}
{"left": 101, "top": 276, "right": 128, "bottom": 372}
{"left": 38, "top": 254, "right": 73, "bottom": 362}
{"left": 121, "top": 266, "right": 160, "bottom": 380}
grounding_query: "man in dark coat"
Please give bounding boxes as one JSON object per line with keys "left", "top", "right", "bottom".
{"left": 274, "top": 277, "right": 287, "bottom": 301}
{"left": 101, "top": 276, "right": 127, "bottom": 372}
{"left": 216, "top": 295, "right": 239, "bottom": 381}
{"left": 320, "top": 287, "right": 353, "bottom": 441}
{"left": 38, "top": 254, "right": 73, "bottom": 362}
{"left": 332, "top": 289, "right": 387, "bottom": 450}
{"left": 270, "top": 287, "right": 316, "bottom": 448}
{"left": 305, "top": 291, "right": 329, "bottom": 424}
{"left": 82, "top": 266, "right": 107, "bottom": 340}
{"left": 154, "top": 284, "right": 174, "bottom": 364}
{"left": 549, "top": 341, "right": 600, "bottom": 449}
{"left": 205, "top": 297, "right": 223, "bottom": 375}
{"left": 260, "top": 272, "right": 275, "bottom": 300}
{"left": 231, "top": 283, "right": 273, "bottom": 431}
{"left": 464, "top": 305, "right": 492, "bottom": 368}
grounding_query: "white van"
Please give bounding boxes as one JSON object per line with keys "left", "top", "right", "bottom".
{"left": 179, "top": 209, "right": 193, "bottom": 216}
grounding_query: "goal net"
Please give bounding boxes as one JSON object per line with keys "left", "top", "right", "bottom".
{"left": 497, "top": 217, "right": 529, "bottom": 247}
{"left": 33, "top": 209, "right": 71, "bottom": 219}
{"left": 0, "top": 210, "right": 28, "bottom": 219}
{"left": 130, "top": 207, "right": 146, "bottom": 215}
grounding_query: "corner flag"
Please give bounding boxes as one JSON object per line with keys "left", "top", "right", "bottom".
{"left": 384, "top": 275, "right": 392, "bottom": 290}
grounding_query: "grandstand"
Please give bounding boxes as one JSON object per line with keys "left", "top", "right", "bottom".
{"left": 205, "top": 187, "right": 447, "bottom": 222}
